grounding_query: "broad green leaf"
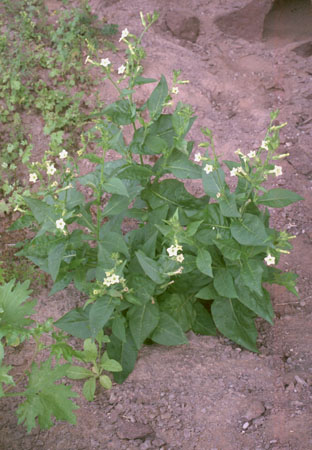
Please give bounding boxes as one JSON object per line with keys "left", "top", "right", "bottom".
{"left": 89, "top": 297, "right": 115, "bottom": 338}
{"left": 264, "top": 268, "right": 299, "bottom": 297}
{"left": 98, "top": 232, "right": 130, "bottom": 258}
{"left": 82, "top": 338, "right": 98, "bottom": 362}
{"left": 257, "top": 188, "right": 303, "bottom": 208}
{"left": 102, "top": 194, "right": 130, "bottom": 217}
{"left": 192, "top": 303, "right": 217, "bottom": 336}
{"left": 147, "top": 75, "right": 168, "bottom": 120}
{"left": 83, "top": 377, "right": 96, "bottom": 401}
{"left": 100, "top": 352, "right": 122, "bottom": 372}
{"left": 128, "top": 302, "right": 160, "bottom": 349}
{"left": 49, "top": 273, "right": 73, "bottom": 296}
{"left": 54, "top": 306, "right": 92, "bottom": 339}
{"left": 100, "top": 375, "right": 112, "bottom": 389}
{"left": 202, "top": 168, "right": 225, "bottom": 197}
{"left": 48, "top": 242, "right": 66, "bottom": 281}
{"left": 102, "top": 99, "right": 136, "bottom": 125}
{"left": 159, "top": 294, "right": 195, "bottom": 332}
{"left": 230, "top": 213, "right": 268, "bottom": 246}
{"left": 107, "top": 330, "right": 138, "bottom": 383}
{"left": 16, "top": 359, "right": 79, "bottom": 432}
{"left": 240, "top": 258, "right": 263, "bottom": 296}
{"left": 196, "top": 249, "right": 213, "bottom": 277}
{"left": 219, "top": 191, "right": 240, "bottom": 217}
{"left": 102, "top": 177, "right": 129, "bottom": 197}
{"left": 0, "top": 365, "right": 14, "bottom": 395}
{"left": 23, "top": 198, "right": 54, "bottom": 224}
{"left": 0, "top": 280, "right": 35, "bottom": 334}
{"left": 213, "top": 239, "right": 241, "bottom": 261}
{"left": 126, "top": 275, "right": 156, "bottom": 305}
{"left": 235, "top": 285, "right": 274, "bottom": 324}
{"left": 142, "top": 134, "right": 168, "bottom": 155}
{"left": 119, "top": 164, "right": 153, "bottom": 182}
{"left": 213, "top": 268, "right": 237, "bottom": 298}
{"left": 211, "top": 298, "right": 258, "bottom": 352}
{"left": 133, "top": 76, "right": 157, "bottom": 86}
{"left": 66, "top": 365, "right": 93, "bottom": 380}
{"left": 135, "top": 250, "right": 168, "bottom": 284}
{"left": 166, "top": 151, "right": 202, "bottom": 179}
{"left": 151, "top": 312, "right": 188, "bottom": 346}
{"left": 112, "top": 316, "right": 126, "bottom": 342}
{"left": 195, "top": 283, "right": 219, "bottom": 300}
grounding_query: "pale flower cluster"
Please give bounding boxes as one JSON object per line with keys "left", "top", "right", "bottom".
{"left": 119, "top": 28, "right": 129, "bottom": 41}
{"left": 29, "top": 173, "right": 38, "bottom": 183}
{"left": 167, "top": 244, "right": 184, "bottom": 267}
{"left": 56, "top": 218, "right": 66, "bottom": 231}
{"left": 47, "top": 163, "right": 56, "bottom": 176}
{"left": 264, "top": 254, "right": 275, "bottom": 266}
{"left": 103, "top": 272, "right": 120, "bottom": 287}
{"left": 59, "top": 149, "right": 68, "bottom": 159}
{"left": 230, "top": 166, "right": 244, "bottom": 177}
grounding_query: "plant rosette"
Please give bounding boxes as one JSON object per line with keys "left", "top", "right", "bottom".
{"left": 12, "top": 13, "right": 303, "bottom": 384}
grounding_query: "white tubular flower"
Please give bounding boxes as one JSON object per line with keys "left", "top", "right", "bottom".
{"left": 176, "top": 254, "right": 184, "bottom": 263}
{"left": 174, "top": 266, "right": 184, "bottom": 275}
{"left": 118, "top": 64, "right": 126, "bottom": 74}
{"left": 261, "top": 140, "right": 269, "bottom": 151}
{"left": 103, "top": 273, "right": 120, "bottom": 287}
{"left": 29, "top": 173, "right": 38, "bottom": 183}
{"left": 47, "top": 164, "right": 56, "bottom": 175}
{"left": 100, "top": 58, "right": 111, "bottom": 67}
{"left": 230, "top": 167, "right": 239, "bottom": 177}
{"left": 247, "top": 151, "right": 256, "bottom": 158}
{"left": 59, "top": 149, "right": 68, "bottom": 159}
{"left": 171, "top": 87, "right": 179, "bottom": 95}
{"left": 264, "top": 254, "right": 275, "bottom": 266}
{"left": 110, "top": 274, "right": 120, "bottom": 284}
{"left": 85, "top": 55, "right": 91, "bottom": 64}
{"left": 194, "top": 153, "right": 201, "bottom": 162}
{"left": 56, "top": 218, "right": 66, "bottom": 231}
{"left": 119, "top": 28, "right": 129, "bottom": 41}
{"left": 204, "top": 164, "right": 213, "bottom": 174}
{"left": 167, "top": 245, "right": 178, "bottom": 257}
{"left": 51, "top": 181, "right": 58, "bottom": 187}
{"left": 216, "top": 192, "right": 221, "bottom": 198}
{"left": 273, "top": 165, "right": 283, "bottom": 177}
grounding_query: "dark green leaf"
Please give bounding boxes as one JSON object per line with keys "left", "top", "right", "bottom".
{"left": 211, "top": 298, "right": 258, "bottom": 352}
{"left": 135, "top": 250, "right": 168, "bottom": 284}
{"left": 166, "top": 151, "right": 202, "bottom": 179}
{"left": 235, "top": 285, "right": 274, "bottom": 324}
{"left": 202, "top": 168, "right": 225, "bottom": 197}
{"left": 196, "top": 249, "right": 213, "bottom": 277}
{"left": 102, "top": 194, "right": 130, "bottom": 217}
{"left": 54, "top": 306, "right": 92, "bottom": 339}
{"left": 219, "top": 191, "right": 240, "bottom": 218}
{"left": 147, "top": 75, "right": 168, "bottom": 120}
{"left": 133, "top": 76, "right": 157, "bottom": 86}
{"left": 230, "top": 214, "right": 268, "bottom": 246}
{"left": 98, "top": 232, "right": 130, "bottom": 258}
{"left": 213, "top": 268, "right": 237, "bottom": 298}
{"left": 159, "top": 294, "right": 195, "bottom": 332}
{"left": 48, "top": 242, "right": 66, "bottom": 281}
{"left": 128, "top": 302, "right": 160, "bottom": 349}
{"left": 240, "top": 258, "right": 263, "bottom": 296}
{"left": 112, "top": 316, "right": 126, "bottom": 342}
{"left": 83, "top": 377, "right": 96, "bottom": 401}
{"left": 192, "top": 302, "right": 217, "bottom": 335}
{"left": 103, "top": 99, "right": 136, "bottom": 125}
{"left": 66, "top": 365, "right": 93, "bottom": 380}
{"left": 257, "top": 189, "right": 303, "bottom": 208}
{"left": 107, "top": 330, "right": 138, "bottom": 383}
{"left": 89, "top": 296, "right": 115, "bottom": 338}
{"left": 151, "top": 312, "right": 188, "bottom": 346}
{"left": 102, "top": 177, "right": 129, "bottom": 197}
{"left": 213, "top": 239, "right": 241, "bottom": 261}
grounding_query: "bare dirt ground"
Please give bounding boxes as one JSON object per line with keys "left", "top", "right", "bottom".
{"left": 1, "top": 0, "right": 312, "bottom": 449}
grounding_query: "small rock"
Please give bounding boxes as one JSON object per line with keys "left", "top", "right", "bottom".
{"left": 242, "top": 422, "right": 250, "bottom": 430}
{"left": 165, "top": 11, "right": 200, "bottom": 43}
{"left": 117, "top": 421, "right": 154, "bottom": 440}
{"left": 244, "top": 400, "right": 265, "bottom": 421}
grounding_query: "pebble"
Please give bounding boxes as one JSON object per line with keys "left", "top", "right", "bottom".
{"left": 244, "top": 400, "right": 265, "bottom": 421}
{"left": 242, "top": 422, "right": 250, "bottom": 430}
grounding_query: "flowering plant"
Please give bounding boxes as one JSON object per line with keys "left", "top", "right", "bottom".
{"left": 12, "top": 13, "right": 303, "bottom": 384}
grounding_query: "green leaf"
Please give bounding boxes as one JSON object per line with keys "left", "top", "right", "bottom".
{"left": 264, "top": 268, "right": 299, "bottom": 297}
{"left": 0, "top": 365, "right": 14, "bottom": 395}
{"left": 142, "top": 134, "right": 168, "bottom": 155}
{"left": 231, "top": 214, "right": 268, "bottom": 246}
{"left": 151, "top": 312, "right": 188, "bottom": 346}
{"left": 16, "top": 359, "right": 79, "bottom": 432}
{"left": 166, "top": 151, "right": 202, "bottom": 179}
{"left": 102, "top": 99, "right": 136, "bottom": 125}
{"left": 98, "top": 232, "right": 130, "bottom": 259}
{"left": 235, "top": 285, "right": 274, "bottom": 325}
{"left": 99, "top": 375, "right": 112, "bottom": 389}
{"left": 240, "top": 258, "right": 263, "bottom": 296}
{"left": 192, "top": 303, "right": 217, "bottom": 336}
{"left": 257, "top": 188, "right": 303, "bottom": 208}
{"left": 195, "top": 283, "right": 219, "bottom": 300}
{"left": 102, "top": 194, "right": 130, "bottom": 217}
{"left": 196, "top": 249, "right": 213, "bottom": 277}
{"left": 102, "top": 177, "right": 129, "bottom": 197}
{"left": 83, "top": 377, "right": 96, "bottom": 401}
{"left": 66, "top": 365, "right": 93, "bottom": 380}
{"left": 133, "top": 76, "right": 157, "bottom": 86}
{"left": 100, "top": 352, "right": 122, "bottom": 372}
{"left": 82, "top": 338, "right": 98, "bottom": 362}
{"left": 202, "top": 168, "right": 225, "bottom": 197}
{"left": 219, "top": 191, "right": 240, "bottom": 218}
{"left": 213, "top": 239, "right": 241, "bottom": 261}
{"left": 147, "top": 75, "right": 168, "bottom": 120}
{"left": 54, "top": 306, "right": 92, "bottom": 339}
{"left": 112, "top": 316, "right": 126, "bottom": 342}
{"left": 159, "top": 294, "right": 195, "bottom": 332}
{"left": 0, "top": 280, "right": 35, "bottom": 335}
{"left": 107, "top": 330, "right": 138, "bottom": 383}
{"left": 89, "top": 296, "right": 115, "bottom": 338}
{"left": 128, "top": 302, "right": 160, "bottom": 349}
{"left": 213, "top": 268, "right": 237, "bottom": 298}
{"left": 135, "top": 250, "right": 168, "bottom": 284}
{"left": 23, "top": 198, "right": 54, "bottom": 225}
{"left": 48, "top": 242, "right": 66, "bottom": 281}
{"left": 211, "top": 298, "right": 258, "bottom": 352}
